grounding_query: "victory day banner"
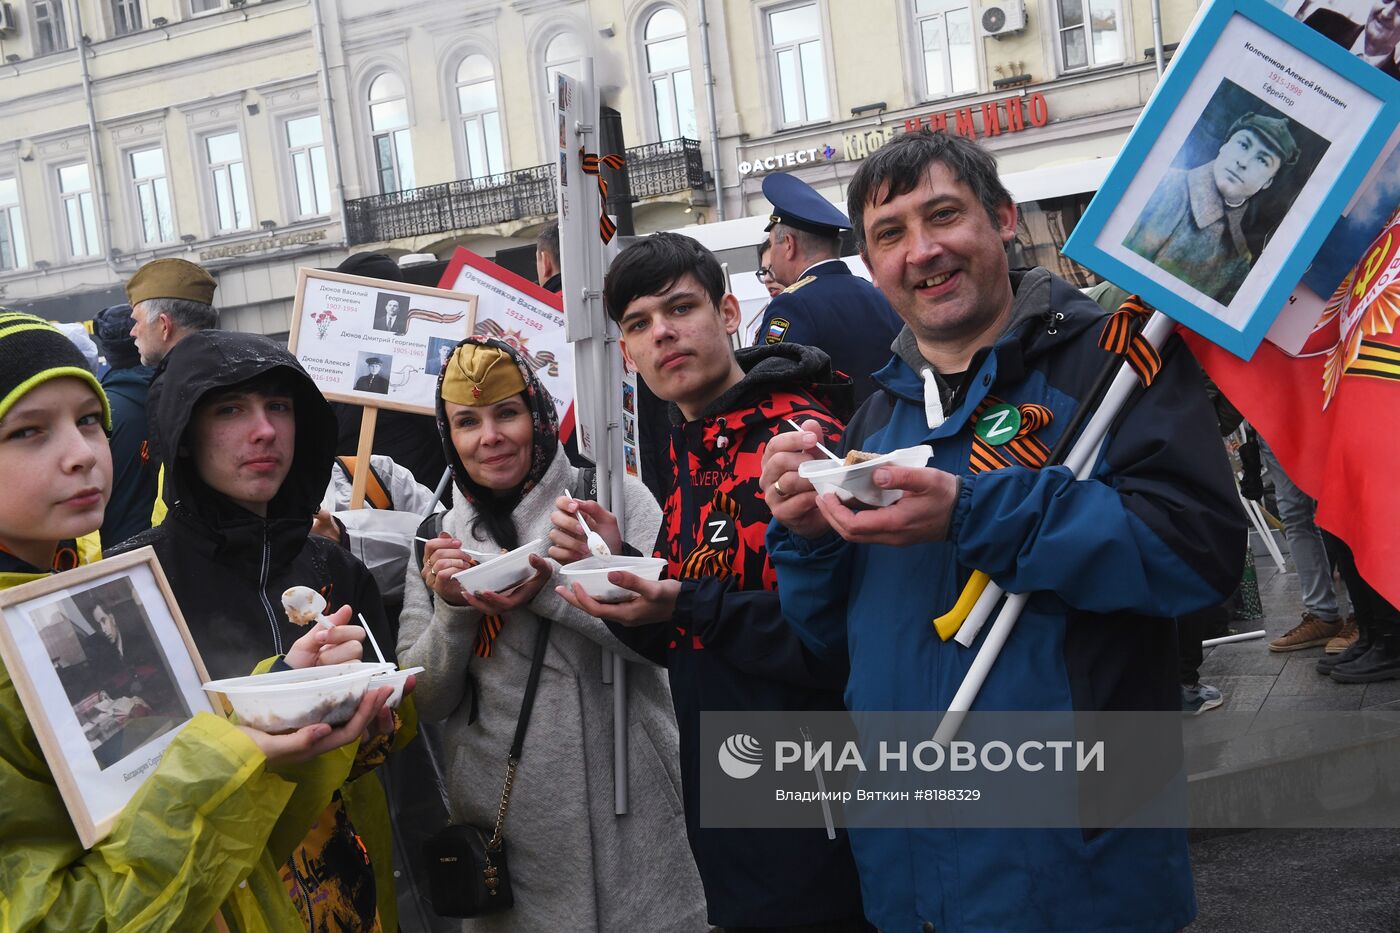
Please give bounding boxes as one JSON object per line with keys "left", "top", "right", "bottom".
{"left": 438, "top": 247, "right": 578, "bottom": 444}
{"left": 1186, "top": 207, "right": 1400, "bottom": 607}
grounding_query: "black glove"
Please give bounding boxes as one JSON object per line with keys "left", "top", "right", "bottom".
{"left": 1237, "top": 439, "right": 1263, "bottom": 501}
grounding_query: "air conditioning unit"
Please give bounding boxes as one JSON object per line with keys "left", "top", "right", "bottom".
{"left": 979, "top": 1, "right": 1026, "bottom": 37}
{"left": 0, "top": 4, "right": 16, "bottom": 35}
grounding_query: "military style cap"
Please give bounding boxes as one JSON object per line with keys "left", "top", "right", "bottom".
{"left": 441, "top": 342, "right": 526, "bottom": 407}
{"left": 126, "top": 258, "right": 217, "bottom": 307}
{"left": 1227, "top": 112, "right": 1300, "bottom": 165}
{"left": 365, "top": 357, "right": 383, "bottom": 366}
{"left": 762, "top": 172, "right": 851, "bottom": 236}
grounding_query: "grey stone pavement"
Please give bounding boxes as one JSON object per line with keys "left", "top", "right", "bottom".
{"left": 1196, "top": 534, "right": 1400, "bottom": 714}
{"left": 1186, "top": 528, "right": 1400, "bottom": 931}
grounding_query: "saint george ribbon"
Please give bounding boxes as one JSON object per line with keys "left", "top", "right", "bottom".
{"left": 580, "top": 151, "right": 627, "bottom": 243}
{"left": 1098, "top": 295, "right": 1163, "bottom": 386}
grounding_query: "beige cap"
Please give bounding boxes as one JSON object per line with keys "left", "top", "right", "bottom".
{"left": 126, "top": 258, "right": 217, "bottom": 307}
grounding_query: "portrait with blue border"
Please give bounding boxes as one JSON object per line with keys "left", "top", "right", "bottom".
{"left": 1063, "top": 0, "right": 1400, "bottom": 360}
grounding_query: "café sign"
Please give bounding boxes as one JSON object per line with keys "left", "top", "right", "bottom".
{"left": 842, "top": 92, "right": 1050, "bottom": 161}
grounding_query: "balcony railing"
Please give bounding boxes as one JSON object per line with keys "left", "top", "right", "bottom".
{"left": 344, "top": 137, "right": 706, "bottom": 245}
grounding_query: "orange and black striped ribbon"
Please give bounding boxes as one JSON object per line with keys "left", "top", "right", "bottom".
{"left": 1097, "top": 295, "right": 1162, "bottom": 387}
{"left": 474, "top": 614, "right": 505, "bottom": 658}
{"left": 968, "top": 398, "right": 1053, "bottom": 474}
{"left": 580, "top": 151, "right": 627, "bottom": 244}
{"left": 681, "top": 492, "right": 740, "bottom": 580}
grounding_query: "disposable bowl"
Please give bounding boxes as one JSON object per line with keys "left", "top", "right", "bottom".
{"left": 558, "top": 555, "right": 668, "bottom": 604}
{"left": 452, "top": 537, "right": 544, "bottom": 595}
{"left": 202, "top": 662, "right": 380, "bottom": 733}
{"left": 798, "top": 445, "right": 934, "bottom": 509}
{"left": 370, "top": 666, "right": 425, "bottom": 707}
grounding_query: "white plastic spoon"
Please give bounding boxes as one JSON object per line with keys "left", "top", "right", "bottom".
{"left": 563, "top": 489, "right": 612, "bottom": 557}
{"left": 785, "top": 418, "right": 842, "bottom": 463}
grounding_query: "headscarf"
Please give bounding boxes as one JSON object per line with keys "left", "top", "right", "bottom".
{"left": 434, "top": 335, "right": 559, "bottom": 537}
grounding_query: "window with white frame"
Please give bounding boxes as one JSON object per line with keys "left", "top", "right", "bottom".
{"left": 191, "top": 0, "right": 222, "bottom": 14}
{"left": 285, "top": 115, "right": 331, "bottom": 217}
{"left": 544, "top": 32, "right": 584, "bottom": 91}
{"left": 768, "top": 3, "right": 829, "bottom": 125}
{"left": 112, "top": 0, "right": 142, "bottom": 35}
{"left": 368, "top": 73, "right": 416, "bottom": 194}
{"left": 0, "top": 178, "right": 28, "bottom": 271}
{"left": 129, "top": 146, "right": 175, "bottom": 244}
{"left": 205, "top": 131, "right": 251, "bottom": 232}
{"left": 644, "top": 8, "right": 698, "bottom": 140}
{"left": 1056, "top": 0, "right": 1124, "bottom": 71}
{"left": 33, "top": 0, "right": 70, "bottom": 54}
{"left": 914, "top": 0, "right": 976, "bottom": 99}
{"left": 58, "top": 163, "right": 100, "bottom": 258}
{"left": 456, "top": 55, "right": 506, "bottom": 180}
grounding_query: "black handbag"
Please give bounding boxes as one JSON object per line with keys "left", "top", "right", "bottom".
{"left": 423, "top": 615, "right": 552, "bottom": 918}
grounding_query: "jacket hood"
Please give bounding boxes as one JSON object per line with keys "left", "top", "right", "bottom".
{"left": 433, "top": 335, "right": 559, "bottom": 509}
{"left": 149, "top": 330, "right": 335, "bottom": 527}
{"left": 686, "top": 342, "right": 854, "bottom": 423}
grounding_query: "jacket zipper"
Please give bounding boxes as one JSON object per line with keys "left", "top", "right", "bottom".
{"left": 258, "top": 524, "right": 283, "bottom": 656}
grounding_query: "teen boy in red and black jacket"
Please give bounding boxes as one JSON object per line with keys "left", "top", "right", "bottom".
{"left": 553, "top": 232, "right": 870, "bottom": 932}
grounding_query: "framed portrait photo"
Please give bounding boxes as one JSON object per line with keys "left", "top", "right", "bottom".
{"left": 1063, "top": 0, "right": 1400, "bottom": 359}
{"left": 289, "top": 267, "right": 478, "bottom": 414}
{"left": 0, "top": 548, "right": 216, "bottom": 848}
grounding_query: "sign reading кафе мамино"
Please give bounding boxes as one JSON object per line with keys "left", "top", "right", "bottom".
{"left": 843, "top": 92, "right": 1051, "bottom": 161}
{"left": 737, "top": 92, "right": 1052, "bottom": 178}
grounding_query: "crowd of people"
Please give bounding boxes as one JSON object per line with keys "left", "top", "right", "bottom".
{"left": 0, "top": 124, "right": 1392, "bottom": 933}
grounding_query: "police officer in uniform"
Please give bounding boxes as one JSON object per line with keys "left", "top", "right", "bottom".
{"left": 754, "top": 172, "right": 903, "bottom": 405}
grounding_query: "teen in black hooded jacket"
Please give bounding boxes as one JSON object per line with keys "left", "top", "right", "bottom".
{"left": 111, "top": 329, "right": 407, "bottom": 932}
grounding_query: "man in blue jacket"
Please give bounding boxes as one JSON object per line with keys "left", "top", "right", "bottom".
{"left": 761, "top": 131, "right": 1245, "bottom": 932}
{"left": 92, "top": 303, "right": 157, "bottom": 548}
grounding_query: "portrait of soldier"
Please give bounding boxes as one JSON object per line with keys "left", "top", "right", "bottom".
{"left": 354, "top": 356, "right": 390, "bottom": 394}
{"left": 1124, "top": 111, "right": 1299, "bottom": 305}
{"left": 1301, "top": 0, "right": 1400, "bottom": 79}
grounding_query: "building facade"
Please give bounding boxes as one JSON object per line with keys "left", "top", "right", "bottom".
{"left": 0, "top": 0, "right": 1201, "bottom": 333}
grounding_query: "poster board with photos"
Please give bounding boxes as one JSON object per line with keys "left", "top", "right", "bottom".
{"left": 289, "top": 268, "right": 478, "bottom": 415}
{"left": 1062, "top": 0, "right": 1400, "bottom": 359}
{"left": 0, "top": 548, "right": 215, "bottom": 848}
{"left": 438, "top": 247, "right": 578, "bottom": 441}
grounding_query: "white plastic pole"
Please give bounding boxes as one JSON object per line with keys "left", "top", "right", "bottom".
{"left": 1202, "top": 629, "right": 1266, "bottom": 648}
{"left": 935, "top": 313, "right": 1176, "bottom": 745}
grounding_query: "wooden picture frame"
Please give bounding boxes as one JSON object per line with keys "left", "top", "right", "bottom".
{"left": 287, "top": 267, "right": 478, "bottom": 416}
{"left": 0, "top": 548, "right": 216, "bottom": 848}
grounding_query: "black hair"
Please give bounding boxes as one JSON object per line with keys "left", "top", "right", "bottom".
{"left": 196, "top": 367, "right": 301, "bottom": 406}
{"left": 846, "top": 131, "right": 1013, "bottom": 253}
{"left": 603, "top": 232, "right": 725, "bottom": 325}
{"left": 756, "top": 240, "right": 771, "bottom": 263}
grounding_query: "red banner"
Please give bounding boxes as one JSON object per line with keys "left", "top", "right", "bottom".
{"left": 1183, "top": 208, "right": 1400, "bottom": 607}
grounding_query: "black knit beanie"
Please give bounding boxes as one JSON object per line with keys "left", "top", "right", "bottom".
{"left": 0, "top": 310, "right": 111, "bottom": 429}
{"left": 93, "top": 303, "right": 141, "bottom": 369}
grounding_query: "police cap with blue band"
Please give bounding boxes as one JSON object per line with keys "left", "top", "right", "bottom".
{"left": 762, "top": 172, "right": 851, "bottom": 237}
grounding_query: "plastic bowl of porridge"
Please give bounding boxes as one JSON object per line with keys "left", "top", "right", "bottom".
{"left": 558, "top": 555, "right": 668, "bottom": 603}
{"left": 798, "top": 445, "right": 933, "bottom": 509}
{"left": 202, "top": 662, "right": 389, "bottom": 733}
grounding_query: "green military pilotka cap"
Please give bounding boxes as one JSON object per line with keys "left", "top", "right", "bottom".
{"left": 1227, "top": 112, "right": 1300, "bottom": 165}
{"left": 125, "top": 258, "right": 217, "bottom": 306}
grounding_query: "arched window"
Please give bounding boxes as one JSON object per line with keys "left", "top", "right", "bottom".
{"left": 644, "top": 8, "right": 697, "bottom": 140}
{"left": 368, "top": 72, "right": 416, "bottom": 194}
{"left": 544, "top": 32, "right": 584, "bottom": 91}
{"left": 456, "top": 55, "right": 505, "bottom": 180}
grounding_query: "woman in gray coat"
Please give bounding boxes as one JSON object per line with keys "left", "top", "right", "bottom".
{"left": 398, "top": 337, "right": 706, "bottom": 932}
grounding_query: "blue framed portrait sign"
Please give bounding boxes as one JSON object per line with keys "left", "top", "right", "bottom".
{"left": 1063, "top": 0, "right": 1400, "bottom": 359}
